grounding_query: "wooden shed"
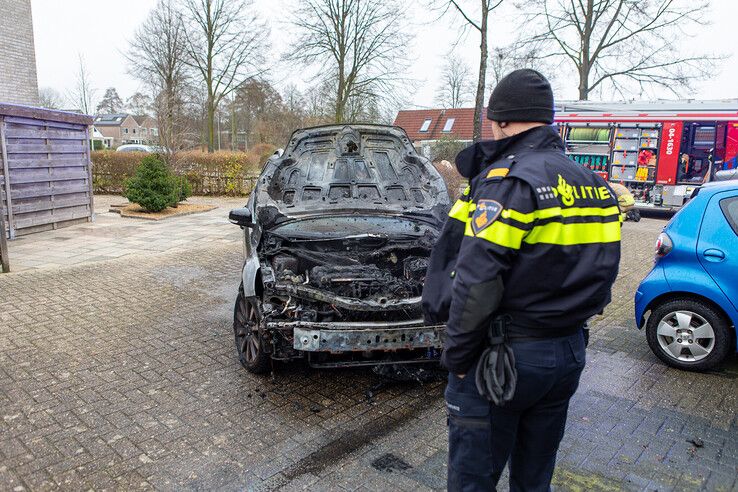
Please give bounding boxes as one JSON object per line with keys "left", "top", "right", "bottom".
{"left": 0, "top": 104, "right": 94, "bottom": 239}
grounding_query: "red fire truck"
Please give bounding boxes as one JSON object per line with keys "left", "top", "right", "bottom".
{"left": 555, "top": 101, "right": 738, "bottom": 209}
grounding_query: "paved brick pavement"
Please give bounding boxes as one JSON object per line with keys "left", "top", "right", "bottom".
{"left": 4, "top": 195, "right": 245, "bottom": 272}
{"left": 1, "top": 210, "right": 737, "bottom": 491}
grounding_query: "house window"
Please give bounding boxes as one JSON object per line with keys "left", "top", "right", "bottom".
{"left": 151, "top": 128, "right": 157, "bottom": 136}
{"left": 419, "top": 118, "right": 432, "bottom": 132}
{"left": 133, "top": 128, "right": 137, "bottom": 134}
{"left": 124, "top": 128, "right": 128, "bottom": 134}
{"left": 142, "top": 128, "right": 147, "bottom": 135}
{"left": 442, "top": 118, "right": 455, "bottom": 132}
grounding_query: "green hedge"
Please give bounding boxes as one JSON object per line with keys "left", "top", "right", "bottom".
{"left": 91, "top": 147, "right": 274, "bottom": 196}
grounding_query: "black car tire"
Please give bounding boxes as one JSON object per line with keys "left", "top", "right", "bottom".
{"left": 646, "top": 298, "right": 732, "bottom": 371}
{"left": 234, "top": 284, "right": 271, "bottom": 374}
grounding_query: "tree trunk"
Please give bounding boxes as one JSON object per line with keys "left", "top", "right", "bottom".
{"left": 161, "top": 88, "right": 175, "bottom": 164}
{"left": 473, "top": 1, "right": 489, "bottom": 142}
{"left": 578, "top": 67, "right": 590, "bottom": 100}
{"left": 335, "top": 68, "right": 345, "bottom": 123}
{"left": 335, "top": 92, "right": 344, "bottom": 123}
{"left": 578, "top": 0, "right": 594, "bottom": 101}
{"left": 206, "top": 6, "right": 215, "bottom": 153}
{"left": 230, "top": 101, "right": 237, "bottom": 151}
{"left": 207, "top": 93, "right": 215, "bottom": 153}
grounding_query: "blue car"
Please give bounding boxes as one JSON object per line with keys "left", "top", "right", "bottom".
{"left": 635, "top": 181, "right": 738, "bottom": 371}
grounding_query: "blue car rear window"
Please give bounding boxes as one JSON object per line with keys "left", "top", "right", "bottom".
{"left": 719, "top": 197, "right": 738, "bottom": 235}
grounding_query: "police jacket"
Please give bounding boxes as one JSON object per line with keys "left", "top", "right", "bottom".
{"left": 422, "top": 125, "right": 621, "bottom": 375}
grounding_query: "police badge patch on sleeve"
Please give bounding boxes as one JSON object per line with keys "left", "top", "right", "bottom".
{"left": 471, "top": 199, "right": 503, "bottom": 235}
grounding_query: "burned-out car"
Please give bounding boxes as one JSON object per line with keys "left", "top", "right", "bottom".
{"left": 228, "top": 125, "right": 450, "bottom": 372}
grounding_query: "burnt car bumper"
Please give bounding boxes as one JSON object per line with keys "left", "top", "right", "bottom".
{"left": 265, "top": 319, "right": 445, "bottom": 352}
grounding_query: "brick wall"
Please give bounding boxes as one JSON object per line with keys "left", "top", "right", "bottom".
{"left": 0, "top": 0, "right": 39, "bottom": 105}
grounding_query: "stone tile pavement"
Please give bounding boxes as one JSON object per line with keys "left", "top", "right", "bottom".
{"left": 1, "top": 205, "right": 737, "bottom": 491}
{"left": 4, "top": 195, "right": 246, "bottom": 272}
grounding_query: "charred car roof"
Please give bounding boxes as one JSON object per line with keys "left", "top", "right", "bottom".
{"left": 254, "top": 125, "right": 450, "bottom": 226}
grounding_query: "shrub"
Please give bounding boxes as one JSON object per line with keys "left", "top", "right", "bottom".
{"left": 124, "top": 154, "right": 178, "bottom": 212}
{"left": 169, "top": 175, "right": 193, "bottom": 208}
{"left": 175, "top": 175, "right": 192, "bottom": 203}
{"left": 430, "top": 136, "right": 468, "bottom": 164}
{"left": 91, "top": 150, "right": 144, "bottom": 193}
{"left": 91, "top": 150, "right": 264, "bottom": 196}
{"left": 251, "top": 143, "right": 277, "bottom": 164}
{"left": 434, "top": 161, "right": 466, "bottom": 200}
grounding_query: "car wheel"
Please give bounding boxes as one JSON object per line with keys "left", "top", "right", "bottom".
{"left": 234, "top": 285, "right": 270, "bottom": 374}
{"left": 646, "top": 299, "right": 732, "bottom": 371}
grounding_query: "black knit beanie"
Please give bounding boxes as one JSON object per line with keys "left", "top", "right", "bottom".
{"left": 487, "top": 69, "right": 554, "bottom": 124}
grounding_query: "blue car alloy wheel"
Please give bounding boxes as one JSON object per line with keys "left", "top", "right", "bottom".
{"left": 646, "top": 298, "right": 732, "bottom": 371}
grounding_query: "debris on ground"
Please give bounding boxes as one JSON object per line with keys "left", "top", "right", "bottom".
{"left": 687, "top": 437, "right": 705, "bottom": 448}
{"left": 364, "top": 364, "right": 446, "bottom": 403}
{"left": 372, "top": 363, "right": 446, "bottom": 383}
{"left": 371, "top": 453, "right": 413, "bottom": 473}
{"left": 365, "top": 381, "right": 387, "bottom": 403}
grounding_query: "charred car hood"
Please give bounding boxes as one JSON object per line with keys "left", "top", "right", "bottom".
{"left": 254, "top": 125, "right": 450, "bottom": 228}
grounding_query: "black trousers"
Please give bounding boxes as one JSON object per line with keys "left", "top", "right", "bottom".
{"left": 445, "top": 331, "right": 586, "bottom": 492}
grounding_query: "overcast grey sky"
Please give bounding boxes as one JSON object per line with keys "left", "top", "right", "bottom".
{"left": 31, "top": 0, "right": 738, "bottom": 110}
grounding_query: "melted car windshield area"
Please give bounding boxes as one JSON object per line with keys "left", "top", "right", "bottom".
{"left": 265, "top": 127, "right": 436, "bottom": 210}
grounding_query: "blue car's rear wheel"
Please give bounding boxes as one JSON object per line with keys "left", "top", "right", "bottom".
{"left": 646, "top": 298, "right": 732, "bottom": 371}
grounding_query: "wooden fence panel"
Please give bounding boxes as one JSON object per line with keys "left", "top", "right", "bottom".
{"left": 0, "top": 104, "right": 94, "bottom": 238}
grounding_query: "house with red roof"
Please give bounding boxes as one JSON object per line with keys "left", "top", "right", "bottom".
{"left": 393, "top": 107, "right": 491, "bottom": 157}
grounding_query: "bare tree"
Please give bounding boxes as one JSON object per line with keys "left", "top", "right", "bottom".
{"left": 516, "top": 0, "right": 718, "bottom": 100}
{"left": 288, "top": 0, "right": 411, "bottom": 124}
{"left": 126, "top": 92, "right": 153, "bottom": 115}
{"left": 182, "top": 0, "right": 268, "bottom": 152}
{"left": 436, "top": 54, "right": 474, "bottom": 108}
{"left": 303, "top": 80, "right": 336, "bottom": 124}
{"left": 486, "top": 44, "right": 550, "bottom": 91}
{"left": 281, "top": 84, "right": 311, "bottom": 136}
{"left": 127, "top": 0, "right": 189, "bottom": 156}
{"left": 488, "top": 46, "right": 522, "bottom": 87}
{"left": 233, "top": 79, "right": 283, "bottom": 147}
{"left": 38, "top": 87, "right": 64, "bottom": 109}
{"left": 67, "top": 55, "right": 96, "bottom": 115}
{"left": 434, "top": 1, "right": 504, "bottom": 141}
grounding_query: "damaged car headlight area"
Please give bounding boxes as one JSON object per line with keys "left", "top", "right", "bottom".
{"left": 229, "top": 124, "right": 451, "bottom": 373}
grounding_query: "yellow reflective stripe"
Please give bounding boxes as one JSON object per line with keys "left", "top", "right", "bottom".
{"left": 560, "top": 206, "right": 621, "bottom": 218}
{"left": 501, "top": 205, "right": 621, "bottom": 224}
{"left": 461, "top": 185, "right": 470, "bottom": 197}
{"left": 464, "top": 220, "right": 527, "bottom": 249}
{"left": 448, "top": 198, "right": 470, "bottom": 222}
{"left": 500, "top": 208, "right": 544, "bottom": 223}
{"left": 524, "top": 221, "right": 621, "bottom": 246}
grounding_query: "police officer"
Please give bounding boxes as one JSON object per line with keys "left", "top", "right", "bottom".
{"left": 422, "top": 69, "right": 621, "bottom": 491}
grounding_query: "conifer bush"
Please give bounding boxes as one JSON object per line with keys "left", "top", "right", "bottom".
{"left": 124, "top": 154, "right": 178, "bottom": 212}
{"left": 172, "top": 175, "right": 193, "bottom": 207}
